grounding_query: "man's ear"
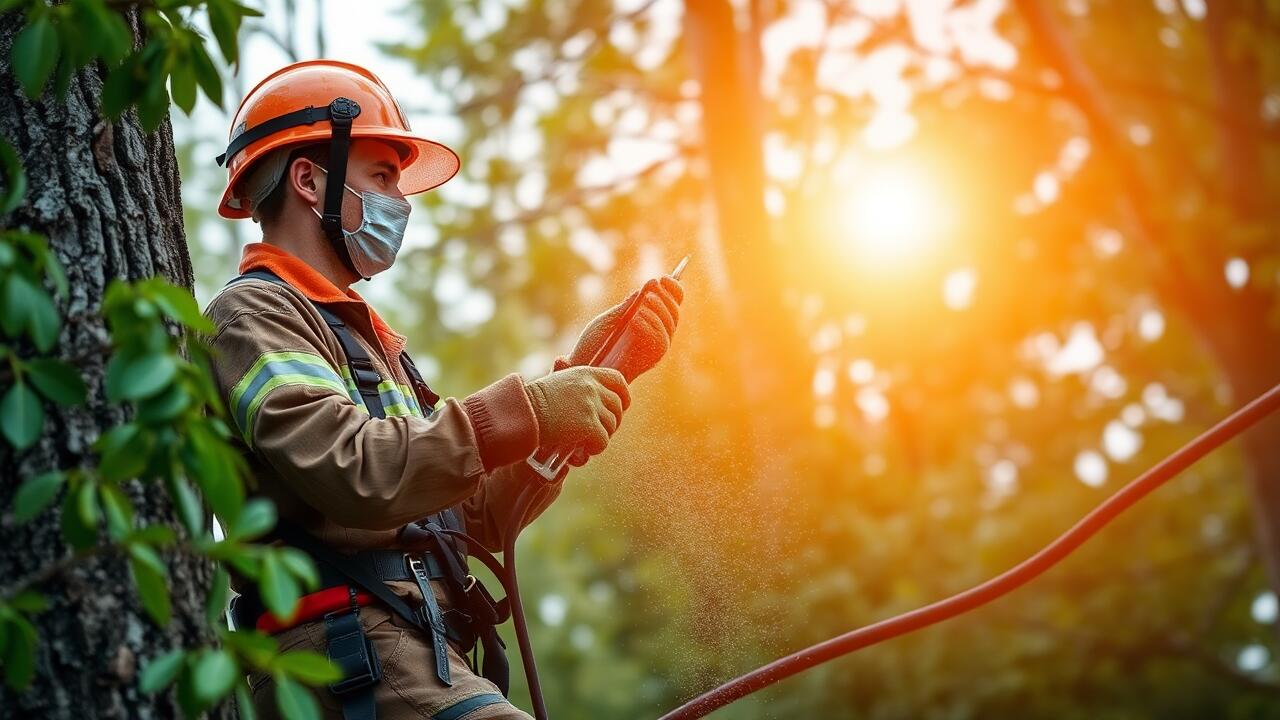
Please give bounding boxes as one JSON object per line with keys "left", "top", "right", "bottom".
{"left": 291, "top": 157, "right": 323, "bottom": 208}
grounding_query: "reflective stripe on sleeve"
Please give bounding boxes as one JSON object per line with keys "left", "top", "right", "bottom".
{"left": 230, "top": 351, "right": 351, "bottom": 444}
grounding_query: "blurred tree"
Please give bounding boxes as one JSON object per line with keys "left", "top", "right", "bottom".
{"left": 374, "top": 0, "right": 1280, "bottom": 718}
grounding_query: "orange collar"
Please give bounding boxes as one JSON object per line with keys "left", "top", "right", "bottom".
{"left": 238, "top": 242, "right": 407, "bottom": 360}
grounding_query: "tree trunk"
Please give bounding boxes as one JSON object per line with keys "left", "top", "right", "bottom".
{"left": 1204, "top": 2, "right": 1280, "bottom": 614}
{"left": 0, "top": 12, "right": 229, "bottom": 719}
{"left": 683, "top": 0, "right": 808, "bottom": 489}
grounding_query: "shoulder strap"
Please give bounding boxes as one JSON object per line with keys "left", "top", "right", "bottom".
{"left": 227, "top": 269, "right": 386, "bottom": 419}
{"left": 398, "top": 353, "right": 441, "bottom": 415}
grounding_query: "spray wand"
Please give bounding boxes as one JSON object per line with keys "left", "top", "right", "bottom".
{"left": 526, "top": 255, "right": 690, "bottom": 480}
{"left": 442, "top": 256, "right": 691, "bottom": 720}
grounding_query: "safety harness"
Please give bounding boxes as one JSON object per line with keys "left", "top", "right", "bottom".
{"left": 224, "top": 270, "right": 510, "bottom": 720}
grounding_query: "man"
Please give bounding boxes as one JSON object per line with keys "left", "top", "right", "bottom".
{"left": 204, "top": 60, "right": 682, "bottom": 719}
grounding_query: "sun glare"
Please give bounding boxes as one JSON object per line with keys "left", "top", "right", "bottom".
{"left": 840, "top": 161, "right": 949, "bottom": 264}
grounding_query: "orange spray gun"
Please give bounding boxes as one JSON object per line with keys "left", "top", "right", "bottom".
{"left": 526, "top": 255, "right": 690, "bottom": 481}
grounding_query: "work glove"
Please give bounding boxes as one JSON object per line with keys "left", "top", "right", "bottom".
{"left": 558, "top": 275, "right": 684, "bottom": 383}
{"left": 524, "top": 366, "right": 631, "bottom": 463}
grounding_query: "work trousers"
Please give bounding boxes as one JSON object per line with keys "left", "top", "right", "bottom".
{"left": 246, "top": 580, "right": 531, "bottom": 720}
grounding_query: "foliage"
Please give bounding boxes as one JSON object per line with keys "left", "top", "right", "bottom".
{"left": 2, "top": 0, "right": 261, "bottom": 131}
{"left": 0, "top": 2, "right": 340, "bottom": 718}
{"left": 364, "top": 1, "right": 1280, "bottom": 718}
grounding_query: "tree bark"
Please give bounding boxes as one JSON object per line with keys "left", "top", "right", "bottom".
{"left": 0, "top": 12, "right": 229, "bottom": 719}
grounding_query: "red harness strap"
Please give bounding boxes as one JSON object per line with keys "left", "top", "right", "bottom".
{"left": 256, "top": 586, "right": 377, "bottom": 634}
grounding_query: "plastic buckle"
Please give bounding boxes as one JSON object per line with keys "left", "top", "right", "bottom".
{"left": 328, "top": 97, "right": 361, "bottom": 124}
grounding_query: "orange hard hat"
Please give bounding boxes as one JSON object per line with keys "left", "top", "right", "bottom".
{"left": 216, "top": 59, "right": 459, "bottom": 219}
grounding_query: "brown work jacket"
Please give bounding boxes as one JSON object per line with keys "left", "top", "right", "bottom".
{"left": 202, "top": 243, "right": 562, "bottom": 594}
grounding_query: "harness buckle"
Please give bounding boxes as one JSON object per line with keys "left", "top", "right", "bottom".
{"left": 323, "top": 607, "right": 383, "bottom": 696}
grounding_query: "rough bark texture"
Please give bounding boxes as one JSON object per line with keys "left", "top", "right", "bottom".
{"left": 0, "top": 11, "right": 231, "bottom": 719}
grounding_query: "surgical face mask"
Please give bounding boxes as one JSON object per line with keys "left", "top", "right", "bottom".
{"left": 311, "top": 164, "right": 411, "bottom": 278}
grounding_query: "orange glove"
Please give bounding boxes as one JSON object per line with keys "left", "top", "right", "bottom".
{"left": 558, "top": 275, "right": 684, "bottom": 382}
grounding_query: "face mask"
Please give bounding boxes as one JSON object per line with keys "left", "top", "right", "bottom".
{"left": 311, "top": 164, "right": 411, "bottom": 278}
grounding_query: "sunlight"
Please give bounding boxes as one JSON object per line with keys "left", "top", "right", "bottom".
{"left": 839, "top": 161, "right": 949, "bottom": 265}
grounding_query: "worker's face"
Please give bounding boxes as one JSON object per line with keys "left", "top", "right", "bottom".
{"left": 310, "top": 138, "right": 406, "bottom": 234}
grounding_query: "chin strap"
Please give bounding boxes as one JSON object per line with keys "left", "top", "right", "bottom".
{"left": 320, "top": 97, "right": 362, "bottom": 278}
{"left": 218, "top": 97, "right": 366, "bottom": 279}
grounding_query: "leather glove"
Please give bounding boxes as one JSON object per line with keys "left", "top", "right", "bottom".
{"left": 524, "top": 366, "right": 631, "bottom": 460}
{"left": 559, "top": 275, "right": 684, "bottom": 382}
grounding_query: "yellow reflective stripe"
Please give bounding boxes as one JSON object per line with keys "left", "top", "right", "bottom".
{"left": 229, "top": 351, "right": 351, "bottom": 446}
{"left": 243, "top": 373, "right": 349, "bottom": 443}
{"left": 376, "top": 380, "right": 416, "bottom": 418}
{"left": 230, "top": 351, "right": 334, "bottom": 413}
{"left": 398, "top": 383, "right": 423, "bottom": 417}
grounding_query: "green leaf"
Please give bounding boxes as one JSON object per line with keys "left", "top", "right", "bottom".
{"left": 101, "top": 63, "right": 139, "bottom": 120}
{"left": 274, "top": 675, "right": 320, "bottom": 720}
{"left": 43, "top": 249, "right": 67, "bottom": 299}
{"left": 236, "top": 683, "right": 258, "bottom": 720}
{"left": 129, "top": 540, "right": 166, "bottom": 576}
{"left": 135, "top": 382, "right": 190, "bottom": 424}
{"left": 105, "top": 351, "right": 177, "bottom": 402}
{"left": 206, "top": 565, "right": 230, "bottom": 627}
{"left": 259, "top": 550, "right": 300, "bottom": 620}
{"left": 2, "top": 272, "right": 36, "bottom": 337}
{"left": 12, "top": 17, "right": 58, "bottom": 100}
{"left": 128, "top": 524, "right": 177, "bottom": 546}
{"left": 129, "top": 545, "right": 172, "bottom": 626}
{"left": 192, "top": 648, "right": 239, "bottom": 705}
{"left": 170, "top": 60, "right": 197, "bottom": 115}
{"left": 189, "top": 41, "right": 223, "bottom": 109}
{"left": 273, "top": 651, "right": 341, "bottom": 685}
{"left": 1, "top": 382, "right": 44, "bottom": 450}
{"left": 230, "top": 498, "right": 276, "bottom": 541}
{"left": 8, "top": 591, "right": 48, "bottom": 614}
{"left": 148, "top": 281, "right": 214, "bottom": 333}
{"left": 98, "top": 423, "right": 151, "bottom": 482}
{"left": 166, "top": 475, "right": 205, "bottom": 536}
{"left": 185, "top": 425, "right": 243, "bottom": 522}
{"left": 1, "top": 614, "right": 38, "bottom": 690}
{"left": 27, "top": 285, "right": 60, "bottom": 352}
{"left": 136, "top": 59, "right": 170, "bottom": 134}
{"left": 231, "top": 1, "right": 264, "bottom": 18}
{"left": 277, "top": 548, "right": 319, "bottom": 592}
{"left": 0, "top": 137, "right": 28, "bottom": 215}
{"left": 139, "top": 648, "right": 186, "bottom": 693}
{"left": 224, "top": 629, "right": 277, "bottom": 669}
{"left": 207, "top": 0, "right": 240, "bottom": 67}
{"left": 99, "top": 482, "right": 134, "bottom": 540}
{"left": 12, "top": 470, "right": 63, "bottom": 523}
{"left": 60, "top": 483, "right": 97, "bottom": 549}
{"left": 25, "top": 359, "right": 86, "bottom": 406}
{"left": 75, "top": 475, "right": 99, "bottom": 532}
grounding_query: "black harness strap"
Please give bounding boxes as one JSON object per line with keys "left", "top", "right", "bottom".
{"left": 324, "top": 589, "right": 381, "bottom": 720}
{"left": 315, "top": 304, "right": 386, "bottom": 419}
{"left": 223, "top": 270, "right": 501, "bottom": 700}
{"left": 217, "top": 104, "right": 334, "bottom": 167}
{"left": 399, "top": 353, "right": 441, "bottom": 413}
